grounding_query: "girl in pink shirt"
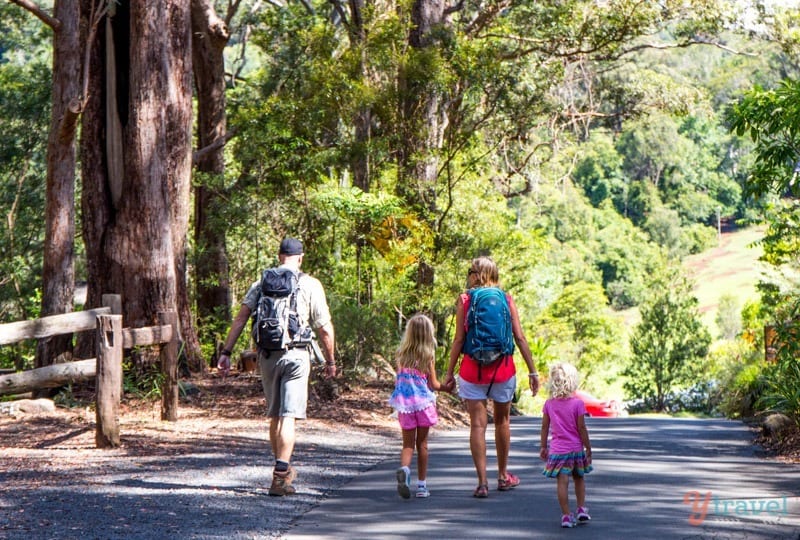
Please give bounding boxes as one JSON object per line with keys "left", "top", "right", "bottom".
{"left": 540, "top": 362, "right": 593, "bottom": 528}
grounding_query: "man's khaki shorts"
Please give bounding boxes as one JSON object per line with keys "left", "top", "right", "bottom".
{"left": 258, "top": 348, "right": 311, "bottom": 418}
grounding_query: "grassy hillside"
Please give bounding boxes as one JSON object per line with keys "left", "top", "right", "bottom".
{"left": 684, "top": 225, "right": 765, "bottom": 338}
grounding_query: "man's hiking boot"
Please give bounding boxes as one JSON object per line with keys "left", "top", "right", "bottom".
{"left": 269, "top": 466, "right": 297, "bottom": 496}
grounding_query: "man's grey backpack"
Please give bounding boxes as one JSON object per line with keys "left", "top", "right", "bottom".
{"left": 251, "top": 268, "right": 313, "bottom": 351}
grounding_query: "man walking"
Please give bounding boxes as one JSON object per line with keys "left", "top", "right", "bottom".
{"left": 217, "top": 238, "right": 336, "bottom": 496}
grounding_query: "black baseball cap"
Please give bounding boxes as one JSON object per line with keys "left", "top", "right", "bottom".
{"left": 279, "top": 238, "right": 304, "bottom": 256}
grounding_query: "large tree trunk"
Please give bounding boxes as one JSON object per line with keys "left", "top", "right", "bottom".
{"left": 191, "top": 0, "right": 231, "bottom": 367}
{"left": 397, "top": 0, "right": 448, "bottom": 291}
{"left": 80, "top": 0, "right": 193, "bottom": 357}
{"left": 35, "top": 0, "right": 81, "bottom": 373}
{"left": 167, "top": 0, "right": 202, "bottom": 373}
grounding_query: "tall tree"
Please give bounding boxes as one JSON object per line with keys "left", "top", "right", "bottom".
{"left": 10, "top": 0, "right": 83, "bottom": 370}
{"left": 624, "top": 270, "right": 711, "bottom": 411}
{"left": 80, "top": 0, "right": 193, "bottom": 347}
{"left": 191, "top": 0, "right": 234, "bottom": 369}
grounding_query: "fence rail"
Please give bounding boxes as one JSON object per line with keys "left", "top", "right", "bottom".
{"left": 0, "top": 294, "right": 180, "bottom": 448}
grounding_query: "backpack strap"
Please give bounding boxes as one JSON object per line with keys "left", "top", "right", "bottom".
{"left": 461, "top": 292, "right": 471, "bottom": 334}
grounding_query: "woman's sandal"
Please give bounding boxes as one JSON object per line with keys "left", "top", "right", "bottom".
{"left": 472, "top": 483, "right": 489, "bottom": 498}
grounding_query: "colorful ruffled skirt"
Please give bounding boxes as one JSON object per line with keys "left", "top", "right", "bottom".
{"left": 542, "top": 450, "right": 593, "bottom": 478}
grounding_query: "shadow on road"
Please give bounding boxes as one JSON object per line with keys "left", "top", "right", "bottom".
{"left": 285, "top": 417, "right": 800, "bottom": 540}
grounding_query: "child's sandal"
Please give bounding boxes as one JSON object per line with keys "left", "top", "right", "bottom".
{"left": 472, "top": 483, "right": 489, "bottom": 498}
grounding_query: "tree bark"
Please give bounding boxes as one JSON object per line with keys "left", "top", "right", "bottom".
{"left": 75, "top": 0, "right": 111, "bottom": 360}
{"left": 191, "top": 0, "right": 232, "bottom": 366}
{"left": 80, "top": 0, "right": 193, "bottom": 359}
{"left": 167, "top": 0, "right": 202, "bottom": 372}
{"left": 35, "top": 0, "right": 81, "bottom": 374}
{"left": 348, "top": 0, "right": 371, "bottom": 193}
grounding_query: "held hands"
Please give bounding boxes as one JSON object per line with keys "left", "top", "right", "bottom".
{"left": 441, "top": 373, "right": 456, "bottom": 394}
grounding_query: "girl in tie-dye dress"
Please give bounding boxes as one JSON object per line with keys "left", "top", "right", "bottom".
{"left": 388, "top": 314, "right": 443, "bottom": 499}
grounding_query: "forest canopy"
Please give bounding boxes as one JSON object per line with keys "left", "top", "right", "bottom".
{"left": 1, "top": 0, "right": 799, "bottom": 417}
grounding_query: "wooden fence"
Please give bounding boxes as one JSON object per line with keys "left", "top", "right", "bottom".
{"left": 0, "top": 294, "right": 180, "bottom": 448}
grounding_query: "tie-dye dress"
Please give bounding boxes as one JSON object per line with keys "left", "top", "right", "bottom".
{"left": 389, "top": 367, "right": 436, "bottom": 412}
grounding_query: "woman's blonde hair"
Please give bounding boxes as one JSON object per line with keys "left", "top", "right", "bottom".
{"left": 395, "top": 313, "right": 437, "bottom": 373}
{"left": 547, "top": 362, "right": 580, "bottom": 399}
{"left": 468, "top": 256, "right": 499, "bottom": 287}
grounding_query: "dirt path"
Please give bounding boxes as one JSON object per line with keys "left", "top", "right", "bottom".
{"left": 0, "top": 374, "right": 468, "bottom": 539}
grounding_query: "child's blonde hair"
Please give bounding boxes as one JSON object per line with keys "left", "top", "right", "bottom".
{"left": 547, "top": 362, "right": 580, "bottom": 399}
{"left": 395, "top": 313, "right": 437, "bottom": 374}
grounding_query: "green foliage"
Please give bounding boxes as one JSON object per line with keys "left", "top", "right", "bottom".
{"left": 758, "top": 300, "right": 800, "bottom": 427}
{"left": 573, "top": 130, "right": 626, "bottom": 208}
{"left": 624, "top": 269, "right": 712, "bottom": 411}
{"left": 1, "top": 0, "right": 789, "bottom": 400}
{"left": 643, "top": 206, "right": 684, "bottom": 256}
{"left": 715, "top": 293, "right": 742, "bottom": 340}
{"left": 727, "top": 78, "right": 800, "bottom": 198}
{"left": 717, "top": 359, "right": 768, "bottom": 419}
{"left": 0, "top": 21, "right": 50, "bottom": 367}
{"left": 0, "top": 62, "right": 50, "bottom": 317}
{"left": 331, "top": 300, "right": 398, "bottom": 375}
{"left": 534, "top": 281, "right": 627, "bottom": 393}
{"left": 761, "top": 359, "right": 800, "bottom": 428}
{"left": 755, "top": 200, "right": 800, "bottom": 312}
{"left": 122, "top": 360, "right": 165, "bottom": 400}
{"left": 53, "top": 384, "right": 91, "bottom": 409}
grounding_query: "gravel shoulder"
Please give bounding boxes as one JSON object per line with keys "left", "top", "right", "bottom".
{"left": 0, "top": 373, "right": 468, "bottom": 539}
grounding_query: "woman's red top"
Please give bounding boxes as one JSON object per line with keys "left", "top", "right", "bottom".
{"left": 457, "top": 291, "right": 517, "bottom": 384}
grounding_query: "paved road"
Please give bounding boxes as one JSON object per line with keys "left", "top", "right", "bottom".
{"left": 284, "top": 417, "right": 800, "bottom": 540}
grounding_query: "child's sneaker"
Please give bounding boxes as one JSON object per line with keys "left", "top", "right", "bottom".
{"left": 396, "top": 466, "right": 411, "bottom": 499}
{"left": 576, "top": 506, "right": 591, "bottom": 523}
{"left": 561, "top": 513, "right": 577, "bottom": 528}
{"left": 415, "top": 486, "right": 430, "bottom": 498}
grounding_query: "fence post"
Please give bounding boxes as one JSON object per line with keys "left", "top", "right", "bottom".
{"left": 102, "top": 294, "right": 122, "bottom": 315}
{"left": 96, "top": 314, "right": 123, "bottom": 448}
{"left": 160, "top": 311, "right": 179, "bottom": 421}
{"left": 102, "top": 294, "right": 123, "bottom": 397}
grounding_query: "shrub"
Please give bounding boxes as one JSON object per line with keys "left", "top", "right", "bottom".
{"left": 717, "top": 362, "right": 769, "bottom": 418}
{"left": 626, "top": 380, "right": 720, "bottom": 415}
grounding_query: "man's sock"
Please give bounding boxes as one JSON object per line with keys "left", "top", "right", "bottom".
{"left": 275, "top": 460, "right": 290, "bottom": 473}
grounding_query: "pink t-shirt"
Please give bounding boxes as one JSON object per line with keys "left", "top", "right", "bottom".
{"left": 543, "top": 397, "right": 587, "bottom": 454}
